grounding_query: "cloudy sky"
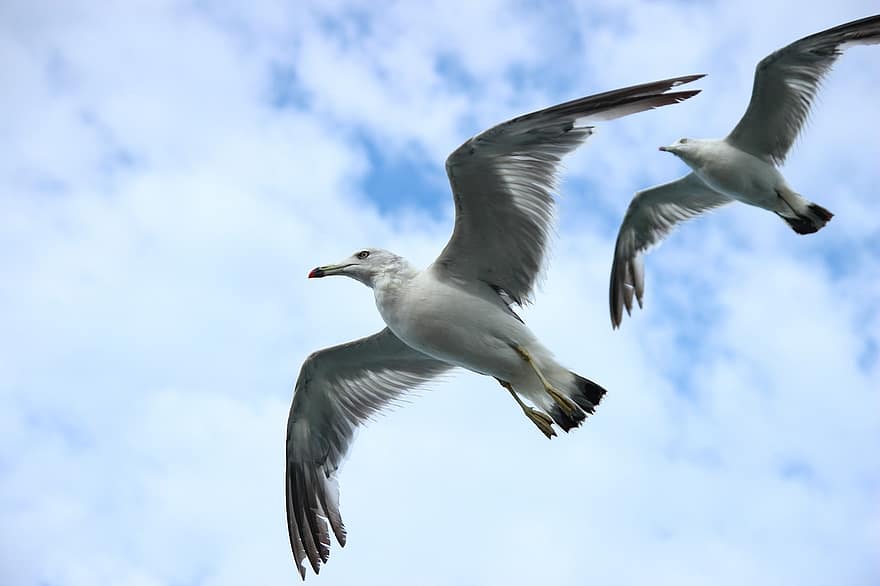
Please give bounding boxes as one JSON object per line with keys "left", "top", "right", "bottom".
{"left": 2, "top": 1, "right": 879, "bottom": 584}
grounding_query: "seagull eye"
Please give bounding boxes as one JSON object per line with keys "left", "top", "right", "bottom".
{"left": 356, "top": 250, "right": 370, "bottom": 259}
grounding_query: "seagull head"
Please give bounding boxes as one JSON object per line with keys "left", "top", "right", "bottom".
{"left": 659, "top": 137, "right": 696, "bottom": 155}
{"left": 308, "top": 248, "right": 405, "bottom": 287}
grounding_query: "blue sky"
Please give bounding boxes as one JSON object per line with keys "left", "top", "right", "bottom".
{"left": 1, "top": 1, "right": 878, "bottom": 584}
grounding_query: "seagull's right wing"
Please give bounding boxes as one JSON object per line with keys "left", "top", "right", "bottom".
{"left": 286, "top": 328, "right": 453, "bottom": 579}
{"left": 726, "top": 14, "right": 880, "bottom": 164}
{"left": 609, "top": 173, "right": 733, "bottom": 328}
{"left": 436, "top": 74, "right": 704, "bottom": 307}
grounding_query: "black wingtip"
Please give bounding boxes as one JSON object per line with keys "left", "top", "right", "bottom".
{"left": 609, "top": 256, "right": 624, "bottom": 330}
{"left": 670, "top": 73, "right": 707, "bottom": 85}
{"left": 672, "top": 89, "right": 702, "bottom": 101}
{"left": 609, "top": 300, "right": 622, "bottom": 329}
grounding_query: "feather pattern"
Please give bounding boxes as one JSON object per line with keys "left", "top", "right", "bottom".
{"left": 726, "top": 14, "right": 880, "bottom": 164}
{"left": 435, "top": 74, "right": 705, "bottom": 306}
{"left": 609, "top": 173, "right": 732, "bottom": 328}
{"left": 285, "top": 328, "right": 452, "bottom": 579}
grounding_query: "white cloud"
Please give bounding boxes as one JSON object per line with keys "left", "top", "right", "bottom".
{"left": 1, "top": 1, "right": 878, "bottom": 585}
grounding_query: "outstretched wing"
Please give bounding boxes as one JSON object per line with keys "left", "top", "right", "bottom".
{"left": 610, "top": 173, "right": 732, "bottom": 328}
{"left": 435, "top": 74, "right": 704, "bottom": 306}
{"left": 726, "top": 14, "right": 880, "bottom": 164}
{"left": 286, "top": 328, "right": 453, "bottom": 579}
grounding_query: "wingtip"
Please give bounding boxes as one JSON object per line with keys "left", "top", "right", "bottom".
{"left": 670, "top": 89, "right": 702, "bottom": 102}
{"left": 609, "top": 304, "right": 621, "bottom": 329}
{"left": 670, "top": 73, "right": 707, "bottom": 86}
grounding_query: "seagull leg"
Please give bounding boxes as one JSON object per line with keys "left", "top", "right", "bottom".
{"left": 510, "top": 344, "right": 580, "bottom": 418}
{"left": 495, "top": 378, "right": 556, "bottom": 439}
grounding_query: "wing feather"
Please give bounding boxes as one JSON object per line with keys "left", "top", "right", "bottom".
{"left": 285, "top": 328, "right": 452, "bottom": 579}
{"left": 435, "top": 74, "right": 704, "bottom": 305}
{"left": 726, "top": 14, "right": 880, "bottom": 164}
{"left": 610, "top": 173, "right": 733, "bottom": 328}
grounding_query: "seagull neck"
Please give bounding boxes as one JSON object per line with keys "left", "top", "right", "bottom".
{"left": 678, "top": 139, "right": 719, "bottom": 167}
{"left": 371, "top": 260, "right": 419, "bottom": 307}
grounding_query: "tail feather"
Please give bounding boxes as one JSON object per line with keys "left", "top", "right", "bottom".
{"left": 548, "top": 404, "right": 585, "bottom": 432}
{"left": 548, "top": 373, "right": 608, "bottom": 432}
{"left": 572, "top": 373, "right": 608, "bottom": 408}
{"left": 777, "top": 193, "right": 833, "bottom": 235}
{"left": 808, "top": 203, "right": 833, "bottom": 223}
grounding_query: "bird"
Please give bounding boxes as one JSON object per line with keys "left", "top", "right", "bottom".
{"left": 285, "top": 74, "right": 704, "bottom": 579}
{"left": 609, "top": 14, "right": 880, "bottom": 329}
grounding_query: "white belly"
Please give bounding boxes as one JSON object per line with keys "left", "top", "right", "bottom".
{"left": 375, "top": 272, "right": 528, "bottom": 380}
{"left": 692, "top": 142, "right": 784, "bottom": 208}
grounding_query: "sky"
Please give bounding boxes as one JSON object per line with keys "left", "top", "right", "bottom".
{"left": 1, "top": 1, "right": 878, "bottom": 584}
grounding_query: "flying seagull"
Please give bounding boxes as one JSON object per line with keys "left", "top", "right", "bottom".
{"left": 609, "top": 14, "right": 880, "bottom": 328}
{"left": 285, "top": 74, "right": 703, "bottom": 579}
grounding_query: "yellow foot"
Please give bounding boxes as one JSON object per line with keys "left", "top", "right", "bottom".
{"left": 495, "top": 378, "right": 556, "bottom": 439}
{"left": 511, "top": 345, "right": 580, "bottom": 418}
{"left": 523, "top": 407, "right": 556, "bottom": 439}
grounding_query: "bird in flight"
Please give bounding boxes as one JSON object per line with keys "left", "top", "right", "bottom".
{"left": 286, "top": 74, "right": 703, "bottom": 578}
{"left": 609, "top": 14, "right": 880, "bottom": 329}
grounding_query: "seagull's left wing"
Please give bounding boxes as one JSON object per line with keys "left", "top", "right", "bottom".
{"left": 726, "top": 14, "right": 880, "bottom": 164}
{"left": 434, "top": 74, "right": 704, "bottom": 306}
{"left": 286, "top": 328, "right": 453, "bottom": 579}
{"left": 609, "top": 173, "right": 733, "bottom": 328}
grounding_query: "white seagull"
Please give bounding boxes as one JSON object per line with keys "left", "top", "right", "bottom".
{"left": 609, "top": 14, "right": 880, "bottom": 328}
{"left": 285, "top": 74, "right": 703, "bottom": 578}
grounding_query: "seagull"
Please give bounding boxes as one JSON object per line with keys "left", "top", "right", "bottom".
{"left": 285, "top": 74, "right": 703, "bottom": 579}
{"left": 609, "top": 14, "right": 880, "bottom": 329}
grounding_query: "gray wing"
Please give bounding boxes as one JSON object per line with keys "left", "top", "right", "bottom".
{"left": 435, "top": 74, "right": 704, "bottom": 306}
{"left": 610, "top": 173, "right": 733, "bottom": 328}
{"left": 726, "top": 14, "right": 880, "bottom": 164}
{"left": 285, "top": 328, "right": 453, "bottom": 579}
